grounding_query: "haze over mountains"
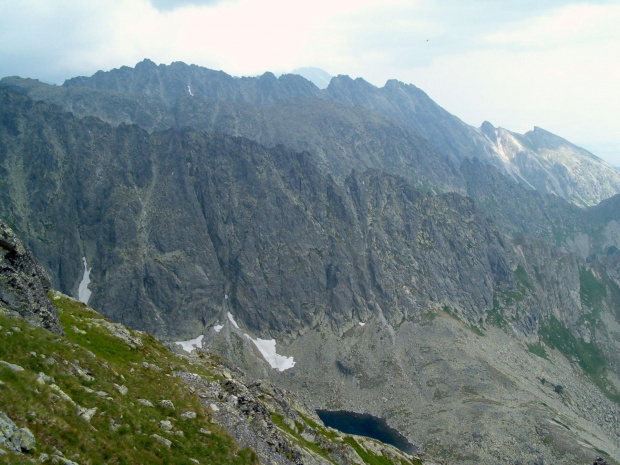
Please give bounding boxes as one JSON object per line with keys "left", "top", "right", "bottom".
{"left": 2, "top": 59, "right": 620, "bottom": 465}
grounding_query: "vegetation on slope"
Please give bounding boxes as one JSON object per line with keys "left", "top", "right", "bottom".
{"left": 0, "top": 294, "right": 258, "bottom": 464}
{"left": 0, "top": 293, "right": 427, "bottom": 465}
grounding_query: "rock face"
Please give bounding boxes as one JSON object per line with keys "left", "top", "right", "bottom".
{"left": 5, "top": 59, "right": 620, "bottom": 206}
{"left": 0, "top": 88, "right": 516, "bottom": 340}
{"left": 0, "top": 412, "right": 36, "bottom": 453}
{"left": 3, "top": 61, "right": 620, "bottom": 465}
{"left": 0, "top": 218, "right": 63, "bottom": 334}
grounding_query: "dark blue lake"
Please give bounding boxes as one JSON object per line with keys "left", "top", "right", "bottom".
{"left": 316, "top": 410, "right": 418, "bottom": 454}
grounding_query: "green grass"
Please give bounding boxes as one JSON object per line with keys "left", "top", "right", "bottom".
{"left": 527, "top": 343, "right": 548, "bottom": 360}
{"left": 538, "top": 315, "right": 620, "bottom": 403}
{"left": 579, "top": 267, "right": 607, "bottom": 309}
{"left": 487, "top": 295, "right": 509, "bottom": 329}
{"left": 343, "top": 437, "right": 422, "bottom": 465}
{"left": 514, "top": 265, "right": 534, "bottom": 291}
{"left": 270, "top": 412, "right": 337, "bottom": 464}
{"left": 0, "top": 295, "right": 258, "bottom": 465}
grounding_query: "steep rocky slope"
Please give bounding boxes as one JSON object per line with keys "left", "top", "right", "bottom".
{"left": 0, "top": 219, "right": 62, "bottom": 335}
{"left": 0, "top": 88, "right": 512, "bottom": 340}
{"left": 324, "top": 76, "right": 620, "bottom": 207}
{"left": 0, "top": 285, "right": 428, "bottom": 464}
{"left": 6, "top": 58, "right": 620, "bottom": 207}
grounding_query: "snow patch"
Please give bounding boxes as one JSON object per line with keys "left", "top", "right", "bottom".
{"left": 175, "top": 335, "right": 204, "bottom": 353}
{"left": 244, "top": 335, "right": 295, "bottom": 371}
{"left": 227, "top": 312, "right": 239, "bottom": 329}
{"left": 187, "top": 85, "right": 194, "bottom": 96}
{"left": 78, "top": 257, "right": 92, "bottom": 304}
{"left": 213, "top": 324, "right": 224, "bottom": 333}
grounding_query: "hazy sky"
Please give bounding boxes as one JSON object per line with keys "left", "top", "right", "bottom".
{"left": 1, "top": 0, "right": 619, "bottom": 164}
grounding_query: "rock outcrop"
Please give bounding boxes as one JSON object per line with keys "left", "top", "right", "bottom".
{"left": 0, "top": 218, "right": 63, "bottom": 334}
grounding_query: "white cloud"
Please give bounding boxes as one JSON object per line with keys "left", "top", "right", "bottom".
{"left": 484, "top": 3, "right": 620, "bottom": 49}
{"left": 0, "top": 0, "right": 618, "bottom": 163}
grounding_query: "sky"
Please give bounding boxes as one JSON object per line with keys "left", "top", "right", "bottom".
{"left": 1, "top": 0, "right": 619, "bottom": 164}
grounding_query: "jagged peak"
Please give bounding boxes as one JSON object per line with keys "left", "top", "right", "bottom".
{"left": 136, "top": 58, "right": 158, "bottom": 68}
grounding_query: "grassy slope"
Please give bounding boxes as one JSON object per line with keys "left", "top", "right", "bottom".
{"left": 0, "top": 294, "right": 257, "bottom": 465}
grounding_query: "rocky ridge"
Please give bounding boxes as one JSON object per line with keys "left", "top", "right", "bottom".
{"left": 4, "top": 59, "right": 620, "bottom": 207}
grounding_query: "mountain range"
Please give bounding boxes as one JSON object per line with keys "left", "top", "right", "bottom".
{"left": 2, "top": 59, "right": 620, "bottom": 464}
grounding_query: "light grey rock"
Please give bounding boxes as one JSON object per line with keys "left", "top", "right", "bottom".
{"left": 142, "top": 362, "right": 162, "bottom": 371}
{"left": 150, "top": 434, "right": 172, "bottom": 447}
{"left": 137, "top": 399, "right": 154, "bottom": 407}
{"left": 51, "top": 456, "right": 79, "bottom": 465}
{"left": 113, "top": 384, "right": 128, "bottom": 395}
{"left": 0, "top": 361, "right": 24, "bottom": 372}
{"left": 0, "top": 412, "right": 36, "bottom": 452}
{"left": 159, "top": 420, "right": 173, "bottom": 432}
{"left": 12, "top": 427, "right": 36, "bottom": 452}
{"left": 36, "top": 372, "right": 54, "bottom": 385}
{"left": 77, "top": 406, "right": 97, "bottom": 422}
{"left": 158, "top": 400, "right": 174, "bottom": 410}
{"left": 180, "top": 411, "right": 196, "bottom": 419}
{"left": 49, "top": 384, "right": 75, "bottom": 405}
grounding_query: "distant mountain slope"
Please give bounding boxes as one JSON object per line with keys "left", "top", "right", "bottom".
{"left": 55, "top": 59, "right": 620, "bottom": 206}
{"left": 0, "top": 88, "right": 515, "bottom": 340}
{"left": 64, "top": 58, "right": 319, "bottom": 107}
{"left": 479, "top": 122, "right": 620, "bottom": 207}
{"left": 325, "top": 76, "right": 620, "bottom": 207}
{"left": 290, "top": 67, "right": 332, "bottom": 89}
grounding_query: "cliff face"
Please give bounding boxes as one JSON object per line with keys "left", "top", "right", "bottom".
{"left": 0, "top": 218, "right": 62, "bottom": 335}
{"left": 8, "top": 59, "right": 620, "bottom": 207}
{"left": 0, "top": 88, "right": 515, "bottom": 341}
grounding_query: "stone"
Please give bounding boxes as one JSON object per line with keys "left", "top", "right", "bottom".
{"left": 142, "top": 362, "right": 162, "bottom": 371}
{"left": 36, "top": 372, "right": 55, "bottom": 385}
{"left": 114, "top": 384, "right": 128, "bottom": 395}
{"left": 49, "top": 384, "right": 75, "bottom": 405}
{"left": 159, "top": 420, "right": 173, "bottom": 432}
{"left": 199, "top": 428, "right": 211, "bottom": 435}
{"left": 71, "top": 326, "right": 86, "bottom": 335}
{"left": 151, "top": 434, "right": 172, "bottom": 447}
{"left": 137, "top": 399, "right": 154, "bottom": 407}
{"left": 77, "top": 406, "right": 97, "bottom": 422}
{"left": 0, "top": 361, "right": 24, "bottom": 372}
{"left": 0, "top": 412, "right": 36, "bottom": 452}
{"left": 38, "top": 452, "right": 49, "bottom": 462}
{"left": 158, "top": 400, "right": 174, "bottom": 410}
{"left": 72, "top": 365, "right": 94, "bottom": 382}
{"left": 51, "top": 456, "right": 79, "bottom": 465}
{"left": 180, "top": 411, "right": 196, "bottom": 419}
{"left": 12, "top": 427, "right": 36, "bottom": 452}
